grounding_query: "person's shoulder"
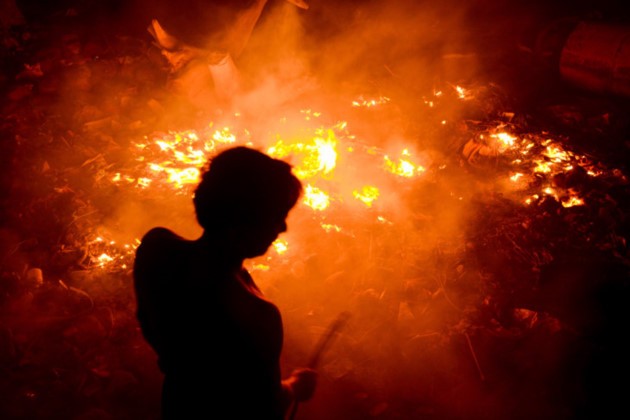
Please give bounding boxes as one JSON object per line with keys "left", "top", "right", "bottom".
{"left": 137, "top": 227, "right": 186, "bottom": 251}
{"left": 135, "top": 227, "right": 187, "bottom": 268}
{"left": 140, "top": 227, "right": 181, "bottom": 243}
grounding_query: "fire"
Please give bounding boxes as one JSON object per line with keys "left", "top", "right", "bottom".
{"left": 490, "top": 132, "right": 517, "bottom": 151}
{"left": 455, "top": 85, "right": 471, "bottom": 100}
{"left": 97, "top": 253, "right": 114, "bottom": 266}
{"left": 542, "top": 143, "right": 571, "bottom": 163}
{"left": 87, "top": 235, "right": 139, "bottom": 271}
{"left": 273, "top": 238, "right": 289, "bottom": 255}
{"left": 267, "top": 128, "right": 338, "bottom": 179}
{"left": 383, "top": 149, "right": 426, "bottom": 177}
{"left": 353, "top": 185, "right": 380, "bottom": 208}
{"left": 212, "top": 127, "right": 237, "bottom": 144}
{"left": 468, "top": 123, "right": 609, "bottom": 209}
{"left": 321, "top": 223, "right": 342, "bottom": 233}
{"left": 561, "top": 196, "right": 584, "bottom": 208}
{"left": 112, "top": 127, "right": 242, "bottom": 191}
{"left": 352, "top": 95, "right": 391, "bottom": 108}
{"left": 96, "top": 87, "right": 622, "bottom": 274}
{"left": 303, "top": 184, "right": 330, "bottom": 210}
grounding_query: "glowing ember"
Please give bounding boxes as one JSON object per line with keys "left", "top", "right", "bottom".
{"left": 113, "top": 127, "right": 243, "bottom": 191}
{"left": 98, "top": 94, "right": 624, "bottom": 274}
{"left": 273, "top": 238, "right": 289, "bottom": 255}
{"left": 303, "top": 184, "right": 330, "bottom": 210}
{"left": 561, "top": 196, "right": 584, "bottom": 208}
{"left": 321, "top": 223, "right": 342, "bottom": 233}
{"left": 352, "top": 95, "right": 391, "bottom": 108}
{"left": 212, "top": 127, "right": 237, "bottom": 144}
{"left": 97, "top": 253, "right": 114, "bottom": 265}
{"left": 533, "top": 160, "right": 553, "bottom": 174}
{"left": 87, "top": 235, "right": 139, "bottom": 271}
{"left": 251, "top": 263, "right": 270, "bottom": 272}
{"left": 468, "top": 123, "right": 614, "bottom": 209}
{"left": 490, "top": 131, "right": 517, "bottom": 152}
{"left": 455, "top": 85, "right": 471, "bottom": 100}
{"left": 525, "top": 194, "right": 539, "bottom": 205}
{"left": 353, "top": 185, "right": 380, "bottom": 207}
{"left": 383, "top": 149, "right": 426, "bottom": 177}
{"left": 267, "top": 128, "right": 338, "bottom": 179}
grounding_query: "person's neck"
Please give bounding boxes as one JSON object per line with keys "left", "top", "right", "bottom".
{"left": 196, "top": 229, "right": 244, "bottom": 272}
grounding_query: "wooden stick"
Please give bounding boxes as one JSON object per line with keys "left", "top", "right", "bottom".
{"left": 464, "top": 332, "right": 485, "bottom": 382}
{"left": 287, "top": 311, "right": 351, "bottom": 420}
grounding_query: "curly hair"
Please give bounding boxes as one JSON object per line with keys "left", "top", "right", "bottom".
{"left": 193, "top": 146, "right": 302, "bottom": 230}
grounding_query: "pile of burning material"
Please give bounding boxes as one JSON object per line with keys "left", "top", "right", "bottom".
{"left": 1, "top": 12, "right": 630, "bottom": 420}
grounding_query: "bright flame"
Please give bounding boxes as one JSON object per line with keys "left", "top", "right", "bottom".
{"left": 212, "top": 127, "right": 236, "bottom": 144}
{"left": 164, "top": 167, "right": 200, "bottom": 188}
{"left": 353, "top": 185, "right": 380, "bottom": 207}
{"left": 490, "top": 132, "right": 517, "bottom": 152}
{"left": 273, "top": 238, "right": 289, "bottom": 255}
{"left": 321, "top": 223, "right": 342, "bottom": 233}
{"left": 97, "top": 253, "right": 114, "bottom": 266}
{"left": 103, "top": 95, "right": 622, "bottom": 265}
{"left": 352, "top": 95, "right": 391, "bottom": 108}
{"left": 534, "top": 160, "right": 553, "bottom": 174}
{"left": 384, "top": 149, "right": 425, "bottom": 177}
{"left": 543, "top": 144, "right": 571, "bottom": 162}
{"left": 561, "top": 196, "right": 584, "bottom": 208}
{"left": 303, "top": 185, "right": 330, "bottom": 211}
{"left": 267, "top": 128, "right": 338, "bottom": 180}
{"left": 86, "top": 234, "right": 139, "bottom": 271}
{"left": 455, "top": 85, "right": 471, "bottom": 100}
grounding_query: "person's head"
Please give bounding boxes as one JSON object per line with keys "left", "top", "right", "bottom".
{"left": 193, "top": 146, "right": 303, "bottom": 258}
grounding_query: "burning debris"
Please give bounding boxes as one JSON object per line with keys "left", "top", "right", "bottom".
{"left": 1, "top": 2, "right": 630, "bottom": 419}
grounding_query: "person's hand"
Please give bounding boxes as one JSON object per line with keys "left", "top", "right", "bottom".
{"left": 284, "top": 368, "right": 317, "bottom": 402}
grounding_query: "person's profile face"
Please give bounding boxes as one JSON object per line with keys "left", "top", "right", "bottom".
{"left": 238, "top": 211, "right": 289, "bottom": 259}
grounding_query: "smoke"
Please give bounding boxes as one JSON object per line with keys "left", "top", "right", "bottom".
{"left": 234, "top": 0, "right": 484, "bottom": 109}
{"left": 118, "top": 2, "right": 509, "bottom": 417}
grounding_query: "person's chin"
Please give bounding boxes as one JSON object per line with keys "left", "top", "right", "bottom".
{"left": 245, "top": 243, "right": 272, "bottom": 259}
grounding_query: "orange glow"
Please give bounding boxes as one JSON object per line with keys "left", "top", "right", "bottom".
{"left": 384, "top": 149, "right": 426, "bottom": 177}
{"left": 353, "top": 185, "right": 380, "bottom": 207}
{"left": 267, "top": 128, "right": 338, "bottom": 179}
{"left": 303, "top": 184, "right": 330, "bottom": 210}
{"left": 212, "top": 127, "right": 237, "bottom": 144}
{"left": 455, "top": 85, "right": 471, "bottom": 99}
{"left": 99, "top": 96, "right": 623, "bottom": 273}
{"left": 321, "top": 223, "right": 342, "bottom": 233}
{"left": 534, "top": 160, "right": 553, "bottom": 174}
{"left": 87, "top": 234, "right": 139, "bottom": 271}
{"left": 273, "top": 238, "right": 289, "bottom": 255}
{"left": 352, "top": 95, "right": 391, "bottom": 108}
{"left": 490, "top": 131, "right": 517, "bottom": 152}
{"left": 561, "top": 196, "right": 584, "bottom": 208}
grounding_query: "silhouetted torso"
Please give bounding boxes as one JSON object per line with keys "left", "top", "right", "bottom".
{"left": 134, "top": 227, "right": 286, "bottom": 419}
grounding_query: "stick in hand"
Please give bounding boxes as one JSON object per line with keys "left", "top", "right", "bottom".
{"left": 287, "top": 311, "right": 351, "bottom": 420}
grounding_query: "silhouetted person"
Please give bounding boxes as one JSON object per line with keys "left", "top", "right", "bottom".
{"left": 133, "top": 146, "right": 316, "bottom": 419}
